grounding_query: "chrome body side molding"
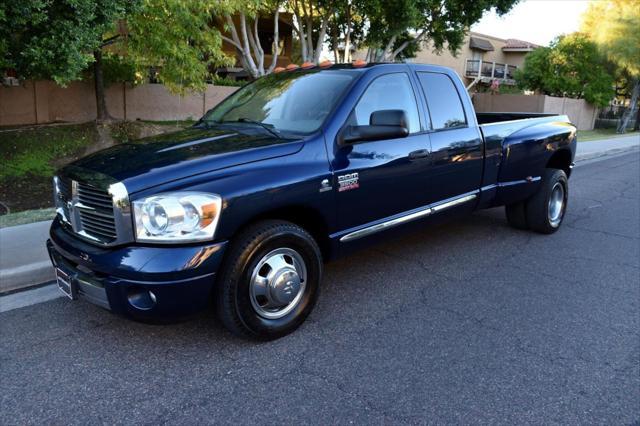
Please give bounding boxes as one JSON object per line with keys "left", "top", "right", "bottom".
{"left": 337, "top": 176, "right": 541, "bottom": 243}
{"left": 338, "top": 191, "right": 478, "bottom": 243}
{"left": 480, "top": 176, "right": 541, "bottom": 192}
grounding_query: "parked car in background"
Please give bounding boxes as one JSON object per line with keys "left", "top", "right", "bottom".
{"left": 47, "top": 63, "right": 576, "bottom": 339}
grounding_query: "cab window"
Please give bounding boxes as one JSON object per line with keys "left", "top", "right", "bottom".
{"left": 417, "top": 72, "right": 467, "bottom": 130}
{"left": 353, "top": 73, "right": 421, "bottom": 133}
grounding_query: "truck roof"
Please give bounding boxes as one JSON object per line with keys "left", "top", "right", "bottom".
{"left": 276, "top": 61, "right": 455, "bottom": 76}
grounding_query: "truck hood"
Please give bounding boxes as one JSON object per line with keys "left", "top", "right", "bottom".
{"left": 68, "top": 126, "right": 304, "bottom": 194}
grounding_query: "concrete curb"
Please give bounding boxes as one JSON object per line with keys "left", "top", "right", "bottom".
{"left": 0, "top": 136, "right": 638, "bottom": 296}
{"left": 0, "top": 283, "right": 61, "bottom": 313}
{"left": 0, "top": 220, "right": 54, "bottom": 294}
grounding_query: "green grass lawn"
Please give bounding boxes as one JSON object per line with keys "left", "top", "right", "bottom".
{"left": 0, "top": 120, "right": 194, "bottom": 181}
{"left": 0, "top": 120, "right": 190, "bottom": 219}
{"left": 577, "top": 128, "right": 639, "bottom": 142}
{"left": 0, "top": 208, "right": 56, "bottom": 228}
{"left": 0, "top": 123, "right": 100, "bottom": 180}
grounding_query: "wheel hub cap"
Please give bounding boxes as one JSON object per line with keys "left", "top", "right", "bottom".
{"left": 270, "top": 269, "right": 301, "bottom": 305}
{"left": 249, "top": 248, "right": 307, "bottom": 319}
{"left": 548, "top": 182, "right": 565, "bottom": 227}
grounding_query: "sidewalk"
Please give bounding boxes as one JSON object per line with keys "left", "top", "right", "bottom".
{"left": 575, "top": 134, "right": 640, "bottom": 162}
{"left": 0, "top": 133, "right": 638, "bottom": 295}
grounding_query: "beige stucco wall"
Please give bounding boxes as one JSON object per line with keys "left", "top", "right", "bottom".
{"left": 204, "top": 85, "right": 238, "bottom": 111}
{"left": 47, "top": 81, "right": 100, "bottom": 123}
{"left": 473, "top": 93, "right": 597, "bottom": 130}
{"left": 412, "top": 32, "right": 528, "bottom": 79}
{"left": 0, "top": 82, "right": 239, "bottom": 126}
{"left": 0, "top": 81, "right": 37, "bottom": 125}
{"left": 542, "top": 96, "right": 597, "bottom": 131}
{"left": 126, "top": 85, "right": 204, "bottom": 121}
{"left": 473, "top": 93, "right": 546, "bottom": 113}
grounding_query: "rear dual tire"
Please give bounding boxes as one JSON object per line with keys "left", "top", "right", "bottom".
{"left": 505, "top": 168, "right": 568, "bottom": 234}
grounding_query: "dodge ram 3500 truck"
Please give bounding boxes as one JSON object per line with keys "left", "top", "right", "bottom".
{"left": 48, "top": 63, "right": 577, "bottom": 339}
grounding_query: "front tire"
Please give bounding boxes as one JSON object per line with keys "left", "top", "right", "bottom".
{"left": 215, "top": 220, "right": 322, "bottom": 340}
{"left": 525, "top": 168, "right": 568, "bottom": 234}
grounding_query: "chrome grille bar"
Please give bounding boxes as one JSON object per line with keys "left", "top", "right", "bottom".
{"left": 54, "top": 170, "right": 133, "bottom": 246}
{"left": 76, "top": 183, "right": 117, "bottom": 242}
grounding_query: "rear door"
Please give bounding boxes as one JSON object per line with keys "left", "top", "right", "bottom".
{"left": 415, "top": 71, "right": 484, "bottom": 203}
{"left": 331, "top": 69, "right": 433, "bottom": 232}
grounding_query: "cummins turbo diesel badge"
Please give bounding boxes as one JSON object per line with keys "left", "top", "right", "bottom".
{"left": 338, "top": 173, "right": 359, "bottom": 192}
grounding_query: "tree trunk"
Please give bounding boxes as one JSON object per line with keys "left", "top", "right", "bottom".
{"left": 634, "top": 101, "right": 640, "bottom": 131}
{"left": 93, "top": 49, "right": 111, "bottom": 123}
{"left": 313, "top": 17, "right": 328, "bottom": 63}
{"left": 305, "top": 2, "right": 314, "bottom": 60}
{"left": 380, "top": 36, "right": 396, "bottom": 61}
{"left": 331, "top": 12, "right": 339, "bottom": 63}
{"left": 239, "top": 13, "right": 259, "bottom": 77}
{"left": 292, "top": 10, "right": 308, "bottom": 62}
{"left": 388, "top": 29, "right": 428, "bottom": 62}
{"left": 342, "top": 4, "right": 351, "bottom": 63}
{"left": 267, "top": 10, "right": 281, "bottom": 74}
{"left": 223, "top": 14, "right": 259, "bottom": 78}
{"left": 617, "top": 78, "right": 640, "bottom": 134}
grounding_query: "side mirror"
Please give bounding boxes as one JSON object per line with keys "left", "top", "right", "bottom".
{"left": 339, "top": 109, "right": 409, "bottom": 145}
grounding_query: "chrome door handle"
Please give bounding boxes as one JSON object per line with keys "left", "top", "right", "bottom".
{"left": 408, "top": 149, "right": 430, "bottom": 160}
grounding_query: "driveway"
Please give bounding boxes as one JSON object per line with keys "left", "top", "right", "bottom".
{"left": 1, "top": 152, "right": 638, "bottom": 424}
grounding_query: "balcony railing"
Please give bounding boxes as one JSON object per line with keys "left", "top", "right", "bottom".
{"left": 465, "top": 59, "right": 518, "bottom": 81}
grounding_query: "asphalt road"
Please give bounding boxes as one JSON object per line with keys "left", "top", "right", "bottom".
{"left": 1, "top": 152, "right": 639, "bottom": 425}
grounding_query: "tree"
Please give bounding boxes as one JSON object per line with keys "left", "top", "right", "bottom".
{"left": 1, "top": 0, "right": 235, "bottom": 121}
{"left": 289, "top": 0, "right": 333, "bottom": 64}
{"left": 0, "top": 0, "right": 136, "bottom": 121}
{"left": 581, "top": 0, "right": 640, "bottom": 133}
{"left": 126, "top": 0, "right": 233, "bottom": 92}
{"left": 217, "top": 1, "right": 283, "bottom": 78}
{"left": 360, "top": 0, "right": 519, "bottom": 62}
{"left": 219, "top": 0, "right": 519, "bottom": 76}
{"left": 327, "top": 1, "right": 366, "bottom": 63}
{"left": 515, "top": 34, "right": 615, "bottom": 107}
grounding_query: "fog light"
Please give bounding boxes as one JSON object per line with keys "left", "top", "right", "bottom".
{"left": 127, "top": 288, "right": 157, "bottom": 311}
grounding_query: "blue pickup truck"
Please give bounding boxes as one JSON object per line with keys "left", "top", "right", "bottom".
{"left": 48, "top": 63, "right": 576, "bottom": 339}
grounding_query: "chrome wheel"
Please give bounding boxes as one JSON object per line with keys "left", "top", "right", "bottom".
{"left": 249, "top": 248, "right": 307, "bottom": 319}
{"left": 548, "top": 182, "right": 565, "bottom": 227}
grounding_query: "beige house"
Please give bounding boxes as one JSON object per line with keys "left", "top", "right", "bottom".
{"left": 412, "top": 31, "right": 539, "bottom": 88}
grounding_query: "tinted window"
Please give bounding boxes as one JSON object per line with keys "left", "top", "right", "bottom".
{"left": 203, "top": 71, "right": 356, "bottom": 134}
{"left": 418, "top": 72, "right": 467, "bottom": 130}
{"left": 354, "top": 73, "right": 420, "bottom": 133}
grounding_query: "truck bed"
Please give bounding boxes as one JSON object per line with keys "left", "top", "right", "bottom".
{"left": 476, "top": 112, "right": 558, "bottom": 125}
{"left": 474, "top": 112, "right": 576, "bottom": 209}
{"left": 476, "top": 112, "right": 573, "bottom": 145}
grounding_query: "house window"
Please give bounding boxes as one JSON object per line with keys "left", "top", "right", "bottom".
{"left": 257, "top": 31, "right": 285, "bottom": 56}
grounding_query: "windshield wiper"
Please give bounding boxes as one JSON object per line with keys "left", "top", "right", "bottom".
{"left": 228, "top": 118, "right": 282, "bottom": 139}
{"left": 193, "top": 118, "right": 219, "bottom": 128}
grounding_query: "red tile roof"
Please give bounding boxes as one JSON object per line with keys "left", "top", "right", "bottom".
{"left": 503, "top": 39, "right": 540, "bottom": 50}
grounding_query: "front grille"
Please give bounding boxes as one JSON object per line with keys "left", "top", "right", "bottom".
{"left": 58, "top": 177, "right": 72, "bottom": 220}
{"left": 76, "top": 183, "right": 117, "bottom": 243}
{"left": 56, "top": 175, "right": 126, "bottom": 245}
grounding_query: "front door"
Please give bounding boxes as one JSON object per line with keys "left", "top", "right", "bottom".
{"left": 331, "top": 72, "right": 432, "bottom": 233}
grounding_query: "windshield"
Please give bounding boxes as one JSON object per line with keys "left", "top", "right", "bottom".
{"left": 201, "top": 70, "right": 357, "bottom": 135}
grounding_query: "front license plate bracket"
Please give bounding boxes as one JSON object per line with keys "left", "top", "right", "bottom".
{"left": 55, "top": 268, "right": 77, "bottom": 300}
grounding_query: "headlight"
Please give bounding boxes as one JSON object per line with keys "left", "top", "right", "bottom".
{"left": 133, "top": 192, "right": 222, "bottom": 243}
